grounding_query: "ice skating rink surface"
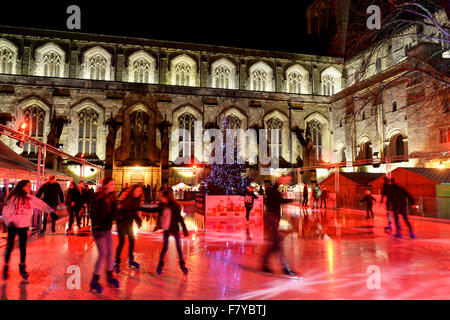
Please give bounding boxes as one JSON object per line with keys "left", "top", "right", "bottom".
{"left": 1, "top": 204, "right": 449, "bottom": 300}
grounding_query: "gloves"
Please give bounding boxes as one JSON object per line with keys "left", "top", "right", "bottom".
{"left": 9, "top": 222, "right": 16, "bottom": 228}
{"left": 50, "top": 211, "right": 59, "bottom": 221}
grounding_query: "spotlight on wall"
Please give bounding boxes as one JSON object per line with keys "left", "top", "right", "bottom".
{"left": 438, "top": 161, "right": 444, "bottom": 169}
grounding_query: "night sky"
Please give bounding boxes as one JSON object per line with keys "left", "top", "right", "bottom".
{"left": 0, "top": 0, "right": 320, "bottom": 54}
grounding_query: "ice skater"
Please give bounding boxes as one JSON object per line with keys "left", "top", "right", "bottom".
{"left": 66, "top": 181, "right": 82, "bottom": 233}
{"left": 244, "top": 186, "right": 258, "bottom": 222}
{"left": 302, "top": 183, "right": 309, "bottom": 207}
{"left": 360, "top": 190, "right": 376, "bottom": 219}
{"left": 35, "top": 175, "right": 63, "bottom": 233}
{"left": 2, "top": 180, "right": 56, "bottom": 280}
{"left": 381, "top": 177, "right": 394, "bottom": 231}
{"left": 114, "top": 185, "right": 154, "bottom": 273}
{"left": 390, "top": 181, "right": 416, "bottom": 239}
{"left": 320, "top": 185, "right": 328, "bottom": 208}
{"left": 154, "top": 188, "right": 189, "bottom": 276}
{"left": 312, "top": 184, "right": 322, "bottom": 209}
{"left": 261, "top": 176, "right": 295, "bottom": 275}
{"left": 89, "top": 177, "right": 120, "bottom": 293}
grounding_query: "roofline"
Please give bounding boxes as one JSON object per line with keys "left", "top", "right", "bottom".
{"left": 0, "top": 25, "right": 343, "bottom": 64}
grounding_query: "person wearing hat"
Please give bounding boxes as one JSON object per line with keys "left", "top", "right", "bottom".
{"left": 35, "top": 175, "right": 63, "bottom": 233}
{"left": 244, "top": 186, "right": 258, "bottom": 222}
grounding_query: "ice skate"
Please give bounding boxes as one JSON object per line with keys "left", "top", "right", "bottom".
{"left": 90, "top": 275, "right": 103, "bottom": 293}
{"left": 283, "top": 267, "right": 295, "bottom": 276}
{"left": 2, "top": 265, "right": 8, "bottom": 280}
{"left": 409, "top": 231, "right": 416, "bottom": 239}
{"left": 394, "top": 232, "right": 402, "bottom": 239}
{"left": 113, "top": 260, "right": 121, "bottom": 273}
{"left": 129, "top": 258, "right": 140, "bottom": 269}
{"left": 179, "top": 261, "right": 188, "bottom": 275}
{"left": 106, "top": 271, "right": 119, "bottom": 287}
{"left": 19, "top": 263, "right": 29, "bottom": 280}
{"left": 156, "top": 262, "right": 164, "bottom": 275}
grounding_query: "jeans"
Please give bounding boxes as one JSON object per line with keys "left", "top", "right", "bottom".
{"left": 366, "top": 206, "right": 374, "bottom": 218}
{"left": 115, "top": 223, "right": 135, "bottom": 262}
{"left": 93, "top": 230, "right": 114, "bottom": 275}
{"left": 159, "top": 231, "right": 184, "bottom": 264}
{"left": 42, "top": 205, "right": 57, "bottom": 232}
{"left": 393, "top": 206, "right": 413, "bottom": 234}
{"left": 5, "top": 225, "right": 28, "bottom": 264}
{"left": 245, "top": 206, "right": 252, "bottom": 221}
{"left": 262, "top": 214, "right": 288, "bottom": 269}
{"left": 302, "top": 195, "right": 308, "bottom": 206}
{"left": 68, "top": 207, "right": 81, "bottom": 229}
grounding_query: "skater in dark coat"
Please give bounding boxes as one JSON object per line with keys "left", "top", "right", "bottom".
{"left": 89, "top": 177, "right": 119, "bottom": 293}
{"left": 360, "top": 190, "right": 376, "bottom": 219}
{"left": 262, "top": 176, "right": 295, "bottom": 275}
{"left": 66, "top": 181, "right": 82, "bottom": 232}
{"left": 381, "top": 177, "right": 394, "bottom": 231}
{"left": 114, "top": 185, "right": 155, "bottom": 272}
{"left": 35, "top": 175, "right": 64, "bottom": 233}
{"left": 390, "top": 182, "right": 416, "bottom": 239}
{"left": 154, "top": 188, "right": 189, "bottom": 275}
{"left": 320, "top": 186, "right": 329, "bottom": 208}
{"left": 244, "top": 186, "right": 258, "bottom": 221}
{"left": 302, "top": 184, "right": 309, "bottom": 206}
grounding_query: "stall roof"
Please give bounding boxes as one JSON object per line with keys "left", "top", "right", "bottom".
{"left": 321, "top": 172, "right": 384, "bottom": 185}
{"left": 392, "top": 168, "right": 450, "bottom": 184}
{"left": 0, "top": 139, "right": 71, "bottom": 180}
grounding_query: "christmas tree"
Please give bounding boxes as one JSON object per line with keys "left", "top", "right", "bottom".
{"left": 204, "top": 115, "right": 254, "bottom": 195}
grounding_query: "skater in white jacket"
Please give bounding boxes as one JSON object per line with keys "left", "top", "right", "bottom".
{"left": 2, "top": 180, "right": 54, "bottom": 280}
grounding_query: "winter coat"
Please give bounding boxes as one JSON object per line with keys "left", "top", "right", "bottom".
{"left": 244, "top": 191, "right": 258, "bottom": 207}
{"left": 154, "top": 200, "right": 188, "bottom": 236}
{"left": 66, "top": 187, "right": 82, "bottom": 212}
{"left": 265, "top": 184, "right": 289, "bottom": 216}
{"left": 390, "top": 184, "right": 415, "bottom": 209}
{"left": 116, "top": 196, "right": 147, "bottom": 227}
{"left": 90, "top": 190, "right": 117, "bottom": 232}
{"left": 2, "top": 195, "right": 54, "bottom": 228}
{"left": 36, "top": 182, "right": 64, "bottom": 208}
{"left": 360, "top": 194, "right": 376, "bottom": 208}
{"left": 312, "top": 186, "right": 322, "bottom": 199}
{"left": 303, "top": 185, "right": 309, "bottom": 196}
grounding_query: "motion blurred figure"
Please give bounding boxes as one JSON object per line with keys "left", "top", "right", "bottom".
{"left": 312, "top": 184, "right": 322, "bottom": 209}
{"left": 66, "top": 181, "right": 82, "bottom": 233}
{"left": 36, "top": 175, "right": 63, "bottom": 233}
{"left": 244, "top": 186, "right": 258, "bottom": 222}
{"left": 390, "top": 181, "right": 416, "bottom": 239}
{"left": 89, "top": 177, "right": 119, "bottom": 293}
{"left": 360, "top": 190, "right": 376, "bottom": 219}
{"left": 262, "top": 176, "right": 295, "bottom": 275}
{"left": 320, "top": 185, "right": 328, "bottom": 208}
{"left": 154, "top": 187, "right": 189, "bottom": 276}
{"left": 2, "top": 180, "right": 55, "bottom": 280}
{"left": 302, "top": 183, "right": 309, "bottom": 207}
{"left": 381, "top": 177, "right": 396, "bottom": 231}
{"left": 114, "top": 185, "right": 153, "bottom": 272}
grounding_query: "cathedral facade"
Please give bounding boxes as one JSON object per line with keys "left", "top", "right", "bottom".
{"left": 0, "top": 3, "right": 448, "bottom": 191}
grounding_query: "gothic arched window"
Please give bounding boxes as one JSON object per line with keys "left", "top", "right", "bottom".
{"left": 360, "top": 139, "right": 372, "bottom": 160}
{"left": 89, "top": 55, "right": 107, "bottom": 80}
{"left": 22, "top": 105, "right": 45, "bottom": 154}
{"left": 267, "top": 117, "right": 283, "bottom": 158}
{"left": 35, "top": 43, "right": 65, "bottom": 77}
{"left": 128, "top": 51, "right": 155, "bottom": 84}
{"left": 78, "top": 108, "right": 99, "bottom": 156}
{"left": 175, "top": 62, "right": 191, "bottom": 86}
{"left": 0, "top": 47, "right": 14, "bottom": 74}
{"left": 214, "top": 65, "right": 231, "bottom": 89}
{"left": 129, "top": 110, "right": 149, "bottom": 159}
{"left": 308, "top": 119, "right": 322, "bottom": 161}
{"left": 376, "top": 58, "right": 382, "bottom": 74}
{"left": 287, "top": 72, "right": 302, "bottom": 94}
{"left": 321, "top": 67, "right": 341, "bottom": 95}
{"left": 393, "top": 101, "right": 397, "bottom": 112}
{"left": 178, "top": 112, "right": 196, "bottom": 160}
{"left": 43, "top": 51, "right": 62, "bottom": 77}
{"left": 249, "top": 62, "right": 273, "bottom": 92}
{"left": 225, "top": 115, "right": 242, "bottom": 130}
{"left": 251, "top": 69, "right": 267, "bottom": 91}
{"left": 82, "top": 47, "right": 112, "bottom": 80}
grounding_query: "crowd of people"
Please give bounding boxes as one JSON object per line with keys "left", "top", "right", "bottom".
{"left": 0, "top": 171, "right": 418, "bottom": 289}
